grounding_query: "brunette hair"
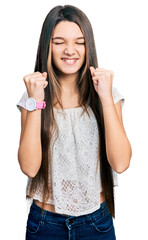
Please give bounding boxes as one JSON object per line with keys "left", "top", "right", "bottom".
{"left": 27, "top": 5, "right": 115, "bottom": 218}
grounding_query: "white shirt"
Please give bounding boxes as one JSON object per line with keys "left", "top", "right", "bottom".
{"left": 17, "top": 86, "right": 124, "bottom": 216}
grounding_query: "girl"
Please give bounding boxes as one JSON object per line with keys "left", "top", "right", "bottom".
{"left": 17, "top": 5, "right": 132, "bottom": 240}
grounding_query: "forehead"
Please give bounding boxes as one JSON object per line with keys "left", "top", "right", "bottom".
{"left": 52, "top": 21, "right": 84, "bottom": 38}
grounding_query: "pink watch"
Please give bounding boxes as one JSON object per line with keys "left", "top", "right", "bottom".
{"left": 25, "top": 98, "right": 46, "bottom": 111}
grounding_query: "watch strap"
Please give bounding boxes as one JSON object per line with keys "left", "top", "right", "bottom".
{"left": 36, "top": 101, "right": 46, "bottom": 109}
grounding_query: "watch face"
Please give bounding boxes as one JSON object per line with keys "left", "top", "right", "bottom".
{"left": 26, "top": 98, "right": 36, "bottom": 111}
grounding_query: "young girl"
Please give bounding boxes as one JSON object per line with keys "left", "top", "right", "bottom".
{"left": 17, "top": 5, "right": 132, "bottom": 240}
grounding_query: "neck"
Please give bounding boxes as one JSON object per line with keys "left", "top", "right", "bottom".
{"left": 59, "top": 73, "right": 79, "bottom": 96}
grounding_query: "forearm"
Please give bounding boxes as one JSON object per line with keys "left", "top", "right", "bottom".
{"left": 18, "top": 110, "right": 42, "bottom": 177}
{"left": 102, "top": 100, "right": 132, "bottom": 173}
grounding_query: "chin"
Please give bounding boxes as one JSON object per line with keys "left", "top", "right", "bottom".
{"left": 59, "top": 67, "right": 81, "bottom": 75}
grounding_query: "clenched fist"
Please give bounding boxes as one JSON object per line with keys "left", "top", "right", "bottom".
{"left": 23, "top": 72, "right": 48, "bottom": 102}
{"left": 90, "top": 66, "right": 114, "bottom": 105}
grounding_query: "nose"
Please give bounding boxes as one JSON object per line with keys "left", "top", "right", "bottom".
{"left": 64, "top": 44, "right": 75, "bottom": 56}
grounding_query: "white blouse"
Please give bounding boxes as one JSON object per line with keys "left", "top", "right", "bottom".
{"left": 17, "top": 86, "right": 124, "bottom": 216}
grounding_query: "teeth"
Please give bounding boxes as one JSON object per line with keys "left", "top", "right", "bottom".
{"left": 62, "top": 59, "right": 77, "bottom": 64}
{"left": 66, "top": 59, "right": 74, "bottom": 63}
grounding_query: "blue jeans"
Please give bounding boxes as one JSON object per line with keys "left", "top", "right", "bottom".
{"left": 26, "top": 200, "right": 116, "bottom": 239}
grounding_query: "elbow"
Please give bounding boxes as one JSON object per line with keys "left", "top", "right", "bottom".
{"left": 115, "top": 147, "right": 132, "bottom": 174}
{"left": 20, "top": 166, "right": 38, "bottom": 178}
{"left": 115, "top": 161, "right": 130, "bottom": 174}
{"left": 17, "top": 148, "right": 40, "bottom": 178}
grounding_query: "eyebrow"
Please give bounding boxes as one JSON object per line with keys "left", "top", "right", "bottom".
{"left": 52, "top": 37, "right": 85, "bottom": 40}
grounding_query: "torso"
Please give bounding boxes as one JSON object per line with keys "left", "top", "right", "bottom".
{"left": 36, "top": 94, "right": 105, "bottom": 215}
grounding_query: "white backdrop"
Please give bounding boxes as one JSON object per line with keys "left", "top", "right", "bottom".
{"left": 0, "top": 0, "right": 148, "bottom": 239}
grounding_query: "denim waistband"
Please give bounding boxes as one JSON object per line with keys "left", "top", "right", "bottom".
{"left": 30, "top": 200, "right": 111, "bottom": 228}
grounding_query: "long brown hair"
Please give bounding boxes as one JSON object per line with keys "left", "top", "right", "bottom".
{"left": 27, "top": 5, "right": 115, "bottom": 218}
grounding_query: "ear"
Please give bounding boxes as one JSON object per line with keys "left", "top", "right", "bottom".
{"left": 90, "top": 66, "right": 95, "bottom": 77}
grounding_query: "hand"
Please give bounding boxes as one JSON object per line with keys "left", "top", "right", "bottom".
{"left": 23, "top": 71, "right": 48, "bottom": 102}
{"left": 90, "top": 66, "right": 114, "bottom": 105}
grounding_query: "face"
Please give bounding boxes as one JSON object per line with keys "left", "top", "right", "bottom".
{"left": 51, "top": 21, "right": 86, "bottom": 77}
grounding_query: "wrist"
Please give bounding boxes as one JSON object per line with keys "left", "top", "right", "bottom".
{"left": 25, "top": 98, "right": 46, "bottom": 111}
{"left": 28, "top": 95, "right": 44, "bottom": 102}
{"left": 99, "top": 95, "right": 114, "bottom": 107}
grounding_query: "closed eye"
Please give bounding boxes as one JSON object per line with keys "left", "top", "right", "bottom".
{"left": 53, "top": 42, "right": 64, "bottom": 45}
{"left": 76, "top": 42, "right": 85, "bottom": 45}
{"left": 52, "top": 42, "right": 85, "bottom": 45}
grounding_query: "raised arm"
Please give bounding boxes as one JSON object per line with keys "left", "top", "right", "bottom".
{"left": 17, "top": 71, "right": 48, "bottom": 177}
{"left": 90, "top": 66, "right": 132, "bottom": 173}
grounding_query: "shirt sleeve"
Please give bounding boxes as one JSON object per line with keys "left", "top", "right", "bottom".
{"left": 112, "top": 86, "right": 124, "bottom": 108}
{"left": 16, "top": 91, "right": 28, "bottom": 112}
{"left": 112, "top": 168, "right": 118, "bottom": 187}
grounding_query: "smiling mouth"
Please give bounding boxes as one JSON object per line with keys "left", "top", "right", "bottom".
{"left": 61, "top": 58, "right": 79, "bottom": 65}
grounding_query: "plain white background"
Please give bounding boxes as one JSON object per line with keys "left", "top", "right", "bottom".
{"left": 0, "top": 0, "right": 148, "bottom": 239}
